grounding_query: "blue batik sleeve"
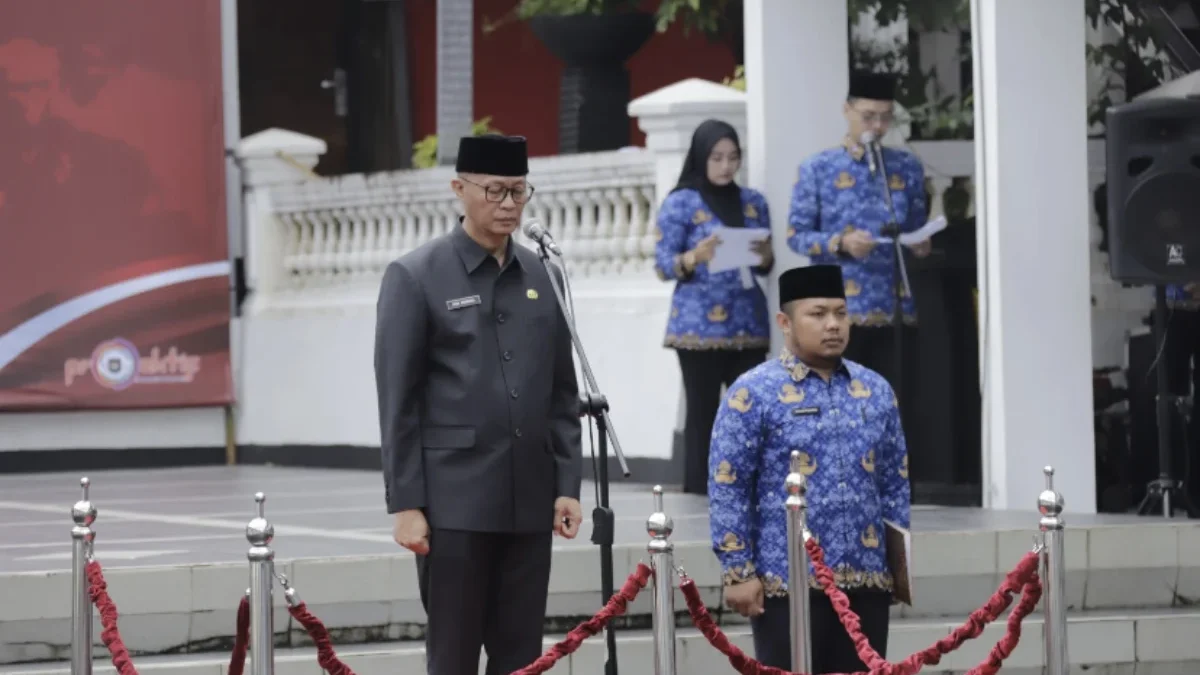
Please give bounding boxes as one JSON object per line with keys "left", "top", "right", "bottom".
{"left": 903, "top": 156, "right": 928, "bottom": 235}
{"left": 654, "top": 193, "right": 694, "bottom": 282}
{"left": 877, "top": 388, "right": 912, "bottom": 529}
{"left": 868, "top": 155, "right": 928, "bottom": 267}
{"left": 786, "top": 160, "right": 840, "bottom": 262}
{"left": 708, "top": 380, "right": 764, "bottom": 585}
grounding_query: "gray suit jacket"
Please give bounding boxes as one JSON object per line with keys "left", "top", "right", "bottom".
{"left": 374, "top": 223, "right": 583, "bottom": 533}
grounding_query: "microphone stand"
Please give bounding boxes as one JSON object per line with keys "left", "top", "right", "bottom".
{"left": 534, "top": 240, "right": 632, "bottom": 675}
{"left": 871, "top": 142, "right": 913, "bottom": 406}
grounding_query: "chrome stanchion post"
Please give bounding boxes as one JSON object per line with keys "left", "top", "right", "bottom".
{"left": 785, "top": 451, "right": 812, "bottom": 675}
{"left": 246, "top": 492, "right": 275, "bottom": 675}
{"left": 70, "top": 477, "right": 97, "bottom": 675}
{"left": 646, "top": 485, "right": 676, "bottom": 675}
{"left": 1038, "top": 466, "right": 1069, "bottom": 675}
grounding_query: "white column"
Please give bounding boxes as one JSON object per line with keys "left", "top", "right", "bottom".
{"left": 220, "top": 0, "right": 242, "bottom": 263}
{"left": 743, "top": 0, "right": 849, "bottom": 350}
{"left": 436, "top": 0, "right": 473, "bottom": 165}
{"left": 972, "top": 0, "right": 1096, "bottom": 512}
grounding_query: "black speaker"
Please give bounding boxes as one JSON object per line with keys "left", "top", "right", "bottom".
{"left": 1106, "top": 96, "right": 1200, "bottom": 284}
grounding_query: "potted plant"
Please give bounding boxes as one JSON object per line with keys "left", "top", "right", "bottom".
{"left": 484, "top": 0, "right": 744, "bottom": 153}
{"left": 411, "top": 117, "right": 504, "bottom": 170}
{"left": 492, "top": 0, "right": 655, "bottom": 154}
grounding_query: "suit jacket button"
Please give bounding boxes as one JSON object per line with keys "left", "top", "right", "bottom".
{"left": 503, "top": 350, "right": 513, "bottom": 361}
{"left": 510, "top": 388, "right": 519, "bottom": 399}
{"left": 514, "top": 428, "right": 523, "bottom": 438}
{"left": 496, "top": 312, "right": 506, "bottom": 323}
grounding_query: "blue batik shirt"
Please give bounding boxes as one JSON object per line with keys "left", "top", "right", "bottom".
{"left": 1166, "top": 284, "right": 1199, "bottom": 310}
{"left": 785, "top": 137, "right": 928, "bottom": 326}
{"left": 708, "top": 349, "right": 911, "bottom": 597}
{"left": 654, "top": 187, "right": 773, "bottom": 350}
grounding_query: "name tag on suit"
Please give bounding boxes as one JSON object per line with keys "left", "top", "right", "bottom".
{"left": 446, "top": 295, "right": 482, "bottom": 311}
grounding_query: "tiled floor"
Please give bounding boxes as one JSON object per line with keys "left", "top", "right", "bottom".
{"left": 0, "top": 464, "right": 1158, "bottom": 574}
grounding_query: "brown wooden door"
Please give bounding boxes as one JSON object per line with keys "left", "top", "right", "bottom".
{"left": 238, "top": 0, "right": 351, "bottom": 175}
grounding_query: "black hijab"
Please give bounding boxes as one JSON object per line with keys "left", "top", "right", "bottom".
{"left": 670, "top": 119, "right": 745, "bottom": 229}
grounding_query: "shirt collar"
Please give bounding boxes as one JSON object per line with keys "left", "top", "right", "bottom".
{"left": 777, "top": 348, "right": 851, "bottom": 382}
{"left": 842, "top": 134, "right": 867, "bottom": 162}
{"left": 452, "top": 217, "right": 519, "bottom": 274}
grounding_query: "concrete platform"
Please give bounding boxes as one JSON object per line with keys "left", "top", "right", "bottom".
{"left": 1, "top": 465, "right": 1198, "bottom": 670}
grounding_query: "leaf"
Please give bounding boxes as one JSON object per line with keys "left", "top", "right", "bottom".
{"left": 411, "top": 117, "right": 503, "bottom": 169}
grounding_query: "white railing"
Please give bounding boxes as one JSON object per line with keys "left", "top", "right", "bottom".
{"left": 235, "top": 82, "right": 999, "bottom": 313}
{"left": 239, "top": 136, "right": 1091, "bottom": 295}
{"left": 240, "top": 139, "right": 658, "bottom": 309}
{"left": 240, "top": 150, "right": 980, "bottom": 306}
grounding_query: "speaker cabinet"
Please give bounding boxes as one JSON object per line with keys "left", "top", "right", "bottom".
{"left": 1105, "top": 96, "right": 1200, "bottom": 284}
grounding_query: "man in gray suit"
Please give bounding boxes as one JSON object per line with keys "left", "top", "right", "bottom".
{"left": 374, "top": 134, "right": 584, "bottom": 675}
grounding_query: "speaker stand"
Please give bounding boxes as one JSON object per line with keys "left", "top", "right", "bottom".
{"left": 1137, "top": 285, "right": 1200, "bottom": 519}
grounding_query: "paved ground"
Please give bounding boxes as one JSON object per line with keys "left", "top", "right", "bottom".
{"left": 0, "top": 465, "right": 1150, "bottom": 574}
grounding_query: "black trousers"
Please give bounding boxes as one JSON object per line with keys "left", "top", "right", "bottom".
{"left": 844, "top": 325, "right": 924, "bottom": 473}
{"left": 677, "top": 347, "right": 769, "bottom": 494}
{"left": 750, "top": 591, "right": 892, "bottom": 675}
{"left": 416, "top": 529, "right": 553, "bottom": 675}
{"left": 843, "top": 325, "right": 917, "bottom": 401}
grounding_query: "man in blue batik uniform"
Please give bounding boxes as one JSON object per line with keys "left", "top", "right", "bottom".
{"left": 708, "top": 264, "right": 911, "bottom": 674}
{"left": 786, "top": 72, "right": 931, "bottom": 476}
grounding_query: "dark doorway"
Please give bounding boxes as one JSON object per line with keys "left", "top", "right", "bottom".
{"left": 237, "top": 0, "right": 414, "bottom": 175}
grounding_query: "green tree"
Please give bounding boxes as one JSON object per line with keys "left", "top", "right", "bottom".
{"left": 848, "top": 0, "right": 969, "bottom": 32}
{"left": 1084, "top": 0, "right": 1179, "bottom": 130}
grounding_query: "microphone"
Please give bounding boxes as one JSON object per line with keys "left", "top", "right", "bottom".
{"left": 859, "top": 130, "right": 877, "bottom": 175}
{"left": 522, "top": 220, "right": 562, "bottom": 257}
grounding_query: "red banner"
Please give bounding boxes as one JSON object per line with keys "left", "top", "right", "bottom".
{"left": 0, "top": 1, "right": 232, "bottom": 411}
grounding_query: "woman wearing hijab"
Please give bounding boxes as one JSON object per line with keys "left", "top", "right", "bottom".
{"left": 654, "top": 119, "right": 773, "bottom": 495}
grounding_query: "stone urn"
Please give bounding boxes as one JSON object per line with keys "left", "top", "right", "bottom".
{"left": 529, "top": 11, "right": 657, "bottom": 153}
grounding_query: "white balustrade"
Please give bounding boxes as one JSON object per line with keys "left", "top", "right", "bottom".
{"left": 235, "top": 137, "right": 658, "bottom": 311}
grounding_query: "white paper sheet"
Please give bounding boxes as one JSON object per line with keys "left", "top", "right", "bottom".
{"left": 876, "top": 215, "right": 948, "bottom": 246}
{"left": 707, "top": 226, "right": 771, "bottom": 275}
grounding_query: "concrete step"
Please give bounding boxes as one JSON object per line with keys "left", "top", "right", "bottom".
{"left": 7, "top": 608, "right": 1200, "bottom": 675}
{"left": 2, "top": 517, "right": 1198, "bottom": 664}
{"left": 3, "top": 468, "right": 1198, "bottom": 666}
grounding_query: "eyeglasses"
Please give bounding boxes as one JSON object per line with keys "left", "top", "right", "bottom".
{"left": 460, "top": 177, "right": 536, "bottom": 204}
{"left": 854, "top": 108, "right": 895, "bottom": 124}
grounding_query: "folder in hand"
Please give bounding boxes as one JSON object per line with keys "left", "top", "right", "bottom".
{"left": 884, "top": 519, "right": 913, "bottom": 606}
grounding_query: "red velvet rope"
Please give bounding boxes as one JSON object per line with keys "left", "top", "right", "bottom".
{"left": 227, "top": 595, "right": 251, "bottom": 675}
{"left": 509, "top": 562, "right": 654, "bottom": 675}
{"left": 287, "top": 602, "right": 358, "bottom": 675}
{"left": 805, "top": 537, "right": 1043, "bottom": 675}
{"left": 85, "top": 560, "right": 140, "bottom": 675}
{"left": 681, "top": 540, "right": 1043, "bottom": 675}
